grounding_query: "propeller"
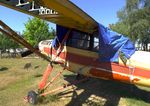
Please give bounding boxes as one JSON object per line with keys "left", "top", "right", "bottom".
{"left": 21, "top": 45, "right": 39, "bottom": 57}
{"left": 0, "top": 20, "right": 51, "bottom": 62}
{"left": 21, "top": 48, "right": 36, "bottom": 57}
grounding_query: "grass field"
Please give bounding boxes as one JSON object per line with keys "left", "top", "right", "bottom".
{"left": 0, "top": 58, "right": 150, "bottom": 106}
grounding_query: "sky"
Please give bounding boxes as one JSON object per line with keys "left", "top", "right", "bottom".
{"left": 0, "top": 0, "right": 126, "bottom": 33}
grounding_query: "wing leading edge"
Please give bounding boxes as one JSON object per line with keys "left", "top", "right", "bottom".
{"left": 0, "top": 0, "right": 98, "bottom": 34}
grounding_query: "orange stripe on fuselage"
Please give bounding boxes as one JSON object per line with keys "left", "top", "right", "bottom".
{"left": 43, "top": 46, "right": 150, "bottom": 79}
{"left": 89, "top": 68, "right": 130, "bottom": 82}
{"left": 44, "top": 47, "right": 51, "bottom": 54}
{"left": 66, "top": 52, "right": 150, "bottom": 78}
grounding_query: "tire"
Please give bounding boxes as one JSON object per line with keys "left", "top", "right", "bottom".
{"left": 27, "top": 90, "right": 38, "bottom": 105}
{"left": 76, "top": 74, "right": 86, "bottom": 80}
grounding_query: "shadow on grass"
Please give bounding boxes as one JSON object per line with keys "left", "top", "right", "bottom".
{"left": 23, "top": 63, "right": 32, "bottom": 71}
{"left": 62, "top": 75, "right": 150, "bottom": 106}
{"left": 38, "top": 74, "right": 150, "bottom": 106}
{"left": 38, "top": 94, "right": 59, "bottom": 105}
{"left": 34, "top": 65, "right": 40, "bottom": 69}
{"left": 0, "top": 67, "right": 8, "bottom": 72}
{"left": 34, "top": 74, "right": 43, "bottom": 78}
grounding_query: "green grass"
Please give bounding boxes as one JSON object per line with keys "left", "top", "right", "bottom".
{"left": 0, "top": 58, "right": 150, "bottom": 106}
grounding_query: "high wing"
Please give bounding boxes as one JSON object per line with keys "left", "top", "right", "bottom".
{"left": 0, "top": 0, "right": 98, "bottom": 34}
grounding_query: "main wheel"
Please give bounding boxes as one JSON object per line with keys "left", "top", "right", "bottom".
{"left": 76, "top": 74, "right": 87, "bottom": 80}
{"left": 27, "top": 90, "right": 38, "bottom": 105}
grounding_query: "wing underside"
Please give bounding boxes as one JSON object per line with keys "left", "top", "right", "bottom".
{"left": 0, "top": 0, "right": 98, "bottom": 33}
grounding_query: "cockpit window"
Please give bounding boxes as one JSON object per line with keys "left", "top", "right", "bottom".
{"left": 67, "top": 31, "right": 90, "bottom": 50}
{"left": 66, "top": 30, "right": 99, "bottom": 52}
{"left": 92, "top": 36, "right": 99, "bottom": 52}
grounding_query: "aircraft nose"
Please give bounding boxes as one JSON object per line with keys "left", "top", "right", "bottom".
{"left": 38, "top": 41, "right": 44, "bottom": 52}
{"left": 38, "top": 40, "right": 53, "bottom": 52}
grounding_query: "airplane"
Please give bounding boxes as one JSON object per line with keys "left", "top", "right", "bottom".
{"left": 0, "top": 0, "right": 150, "bottom": 105}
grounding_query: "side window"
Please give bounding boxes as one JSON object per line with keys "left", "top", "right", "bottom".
{"left": 91, "top": 31, "right": 99, "bottom": 52}
{"left": 67, "top": 31, "right": 90, "bottom": 50}
{"left": 93, "top": 36, "right": 99, "bottom": 52}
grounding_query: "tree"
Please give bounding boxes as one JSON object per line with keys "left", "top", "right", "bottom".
{"left": 0, "top": 33, "right": 19, "bottom": 50}
{"left": 127, "top": 0, "right": 150, "bottom": 51}
{"left": 49, "top": 27, "right": 56, "bottom": 39}
{"left": 109, "top": 22, "right": 129, "bottom": 37}
{"left": 23, "top": 17, "right": 54, "bottom": 46}
{"left": 110, "top": 0, "right": 150, "bottom": 51}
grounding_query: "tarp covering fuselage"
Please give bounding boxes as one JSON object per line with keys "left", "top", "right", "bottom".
{"left": 98, "top": 24, "right": 136, "bottom": 62}
{"left": 53, "top": 24, "right": 136, "bottom": 62}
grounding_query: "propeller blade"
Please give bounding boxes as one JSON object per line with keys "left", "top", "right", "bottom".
{"left": 21, "top": 46, "right": 39, "bottom": 57}
{"left": 21, "top": 49, "right": 34, "bottom": 57}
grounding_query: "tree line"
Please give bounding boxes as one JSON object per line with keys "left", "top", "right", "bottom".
{"left": 1, "top": 0, "right": 150, "bottom": 51}
{"left": 0, "top": 17, "right": 55, "bottom": 50}
{"left": 110, "top": 0, "right": 150, "bottom": 51}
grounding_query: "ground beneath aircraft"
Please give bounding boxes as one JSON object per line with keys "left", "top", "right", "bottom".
{"left": 0, "top": 58, "right": 150, "bottom": 106}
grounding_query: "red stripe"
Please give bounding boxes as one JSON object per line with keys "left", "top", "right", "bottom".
{"left": 89, "top": 68, "right": 130, "bottom": 82}
{"left": 44, "top": 47, "right": 51, "bottom": 54}
{"left": 65, "top": 52, "right": 150, "bottom": 78}
{"left": 44, "top": 47, "right": 150, "bottom": 79}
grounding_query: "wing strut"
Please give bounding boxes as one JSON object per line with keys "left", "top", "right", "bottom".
{"left": 0, "top": 20, "right": 51, "bottom": 62}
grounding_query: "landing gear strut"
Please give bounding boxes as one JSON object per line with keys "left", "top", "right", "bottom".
{"left": 26, "top": 64, "right": 88, "bottom": 105}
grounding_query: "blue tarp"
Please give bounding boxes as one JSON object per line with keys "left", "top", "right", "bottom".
{"left": 53, "top": 24, "right": 136, "bottom": 62}
{"left": 98, "top": 23, "right": 136, "bottom": 62}
{"left": 56, "top": 25, "right": 68, "bottom": 42}
{"left": 52, "top": 25, "right": 68, "bottom": 48}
